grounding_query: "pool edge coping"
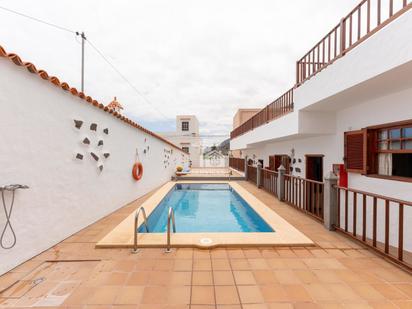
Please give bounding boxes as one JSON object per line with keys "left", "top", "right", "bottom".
{"left": 95, "top": 180, "right": 314, "bottom": 249}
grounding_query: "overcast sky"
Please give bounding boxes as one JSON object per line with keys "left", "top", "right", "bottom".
{"left": 0, "top": 0, "right": 359, "bottom": 146}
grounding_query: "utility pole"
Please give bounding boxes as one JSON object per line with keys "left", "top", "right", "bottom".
{"left": 76, "top": 31, "right": 86, "bottom": 92}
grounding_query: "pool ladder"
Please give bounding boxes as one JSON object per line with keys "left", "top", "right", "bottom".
{"left": 165, "top": 207, "right": 176, "bottom": 253}
{"left": 131, "top": 206, "right": 176, "bottom": 253}
{"left": 131, "top": 207, "right": 149, "bottom": 253}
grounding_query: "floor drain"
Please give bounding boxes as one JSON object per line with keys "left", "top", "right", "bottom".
{"left": 200, "top": 238, "right": 212, "bottom": 245}
{"left": 32, "top": 277, "right": 45, "bottom": 286}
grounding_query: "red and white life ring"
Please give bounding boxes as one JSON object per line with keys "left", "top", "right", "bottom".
{"left": 132, "top": 162, "right": 143, "bottom": 181}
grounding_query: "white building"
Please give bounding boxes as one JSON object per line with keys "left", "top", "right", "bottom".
{"left": 230, "top": 3, "right": 412, "bottom": 260}
{"left": 203, "top": 149, "right": 228, "bottom": 168}
{"left": 158, "top": 115, "right": 203, "bottom": 167}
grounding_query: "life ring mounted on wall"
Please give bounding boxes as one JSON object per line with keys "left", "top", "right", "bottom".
{"left": 132, "top": 162, "right": 143, "bottom": 181}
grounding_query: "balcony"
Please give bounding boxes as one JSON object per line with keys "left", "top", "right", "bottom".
{"left": 230, "top": 88, "right": 294, "bottom": 139}
{"left": 231, "top": 0, "right": 412, "bottom": 142}
{"left": 296, "top": 0, "right": 412, "bottom": 85}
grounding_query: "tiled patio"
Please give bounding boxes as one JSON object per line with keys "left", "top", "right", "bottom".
{"left": 1, "top": 181, "right": 411, "bottom": 308}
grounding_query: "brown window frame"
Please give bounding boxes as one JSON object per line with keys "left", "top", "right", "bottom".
{"left": 181, "top": 121, "right": 189, "bottom": 131}
{"left": 376, "top": 125, "right": 412, "bottom": 154}
{"left": 347, "top": 119, "right": 412, "bottom": 182}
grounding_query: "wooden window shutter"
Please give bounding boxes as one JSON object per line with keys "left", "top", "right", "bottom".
{"left": 344, "top": 129, "right": 367, "bottom": 174}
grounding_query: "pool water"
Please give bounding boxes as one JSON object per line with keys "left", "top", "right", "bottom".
{"left": 140, "top": 183, "right": 273, "bottom": 233}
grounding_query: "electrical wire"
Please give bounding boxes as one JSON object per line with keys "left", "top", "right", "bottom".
{"left": 0, "top": 5, "right": 172, "bottom": 121}
{"left": 85, "top": 39, "right": 171, "bottom": 121}
{"left": 0, "top": 5, "right": 76, "bottom": 34}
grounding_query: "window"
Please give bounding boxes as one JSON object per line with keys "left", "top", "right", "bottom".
{"left": 376, "top": 125, "right": 412, "bottom": 178}
{"left": 181, "top": 121, "right": 189, "bottom": 131}
{"left": 182, "top": 146, "right": 189, "bottom": 153}
{"left": 344, "top": 120, "right": 412, "bottom": 181}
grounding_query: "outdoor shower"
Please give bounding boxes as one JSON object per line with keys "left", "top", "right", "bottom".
{"left": 0, "top": 184, "right": 29, "bottom": 249}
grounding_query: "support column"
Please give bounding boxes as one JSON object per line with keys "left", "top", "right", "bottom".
{"left": 277, "top": 165, "right": 286, "bottom": 201}
{"left": 257, "top": 164, "right": 262, "bottom": 188}
{"left": 324, "top": 171, "right": 338, "bottom": 230}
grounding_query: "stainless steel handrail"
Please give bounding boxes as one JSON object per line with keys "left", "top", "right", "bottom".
{"left": 165, "top": 207, "right": 176, "bottom": 253}
{"left": 131, "top": 207, "right": 149, "bottom": 253}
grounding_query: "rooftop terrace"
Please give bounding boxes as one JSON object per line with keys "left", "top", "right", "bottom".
{"left": 1, "top": 181, "right": 411, "bottom": 308}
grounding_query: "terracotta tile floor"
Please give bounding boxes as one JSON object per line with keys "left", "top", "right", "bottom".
{"left": 0, "top": 181, "right": 411, "bottom": 308}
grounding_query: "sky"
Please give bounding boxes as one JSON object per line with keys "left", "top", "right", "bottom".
{"left": 0, "top": 0, "right": 359, "bottom": 146}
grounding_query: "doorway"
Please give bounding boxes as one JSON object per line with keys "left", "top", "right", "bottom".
{"left": 305, "top": 155, "right": 323, "bottom": 181}
{"left": 305, "top": 154, "right": 324, "bottom": 215}
{"left": 269, "top": 155, "right": 290, "bottom": 172}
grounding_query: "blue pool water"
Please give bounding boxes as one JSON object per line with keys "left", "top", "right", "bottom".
{"left": 140, "top": 183, "right": 273, "bottom": 233}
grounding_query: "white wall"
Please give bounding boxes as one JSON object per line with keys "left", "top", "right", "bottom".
{"left": 230, "top": 8, "right": 412, "bottom": 256}
{"left": 159, "top": 115, "right": 203, "bottom": 167}
{"left": 0, "top": 59, "right": 189, "bottom": 275}
{"left": 242, "top": 87, "right": 412, "bottom": 251}
{"left": 231, "top": 8, "right": 412, "bottom": 151}
{"left": 176, "top": 115, "right": 199, "bottom": 136}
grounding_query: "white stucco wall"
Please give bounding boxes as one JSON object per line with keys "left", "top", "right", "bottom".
{"left": 0, "top": 59, "right": 189, "bottom": 275}
{"left": 158, "top": 116, "right": 203, "bottom": 167}
{"left": 242, "top": 87, "right": 412, "bottom": 251}
{"left": 230, "top": 7, "right": 412, "bottom": 257}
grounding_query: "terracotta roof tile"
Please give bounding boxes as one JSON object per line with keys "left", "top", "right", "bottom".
{"left": 0, "top": 44, "right": 188, "bottom": 154}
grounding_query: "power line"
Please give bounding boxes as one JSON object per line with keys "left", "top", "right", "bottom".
{"left": 85, "top": 39, "right": 171, "bottom": 121}
{"left": 0, "top": 5, "right": 76, "bottom": 34}
{"left": 0, "top": 5, "right": 172, "bottom": 121}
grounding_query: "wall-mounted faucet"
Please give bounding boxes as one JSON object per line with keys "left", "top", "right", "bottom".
{"left": 0, "top": 184, "right": 29, "bottom": 249}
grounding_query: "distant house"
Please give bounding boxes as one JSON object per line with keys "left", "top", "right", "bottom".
{"left": 158, "top": 115, "right": 203, "bottom": 167}
{"left": 203, "top": 149, "right": 227, "bottom": 167}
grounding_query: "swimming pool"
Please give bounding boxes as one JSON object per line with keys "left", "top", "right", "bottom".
{"left": 140, "top": 183, "right": 273, "bottom": 233}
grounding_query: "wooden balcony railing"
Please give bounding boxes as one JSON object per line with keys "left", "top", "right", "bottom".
{"left": 260, "top": 169, "right": 279, "bottom": 198}
{"left": 230, "top": 88, "right": 294, "bottom": 139}
{"left": 229, "top": 157, "right": 245, "bottom": 172}
{"left": 334, "top": 185, "right": 412, "bottom": 271}
{"left": 230, "top": 1, "right": 412, "bottom": 142}
{"left": 246, "top": 165, "right": 257, "bottom": 184}
{"left": 297, "top": 0, "right": 412, "bottom": 84}
{"left": 243, "top": 165, "right": 412, "bottom": 271}
{"left": 284, "top": 175, "right": 324, "bottom": 222}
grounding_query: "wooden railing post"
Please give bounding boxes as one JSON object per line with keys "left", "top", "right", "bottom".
{"left": 257, "top": 164, "right": 262, "bottom": 188}
{"left": 277, "top": 165, "right": 286, "bottom": 201}
{"left": 244, "top": 156, "right": 248, "bottom": 179}
{"left": 296, "top": 61, "right": 300, "bottom": 84}
{"left": 339, "top": 18, "right": 346, "bottom": 56}
{"left": 324, "top": 171, "right": 338, "bottom": 230}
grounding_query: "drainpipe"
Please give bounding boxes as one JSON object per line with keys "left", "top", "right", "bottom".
{"left": 324, "top": 171, "right": 338, "bottom": 230}
{"left": 277, "top": 165, "right": 286, "bottom": 201}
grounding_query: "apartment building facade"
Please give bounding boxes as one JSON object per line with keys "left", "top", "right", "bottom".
{"left": 230, "top": 1, "right": 412, "bottom": 270}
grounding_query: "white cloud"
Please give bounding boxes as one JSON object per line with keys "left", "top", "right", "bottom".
{"left": 0, "top": 0, "right": 360, "bottom": 145}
